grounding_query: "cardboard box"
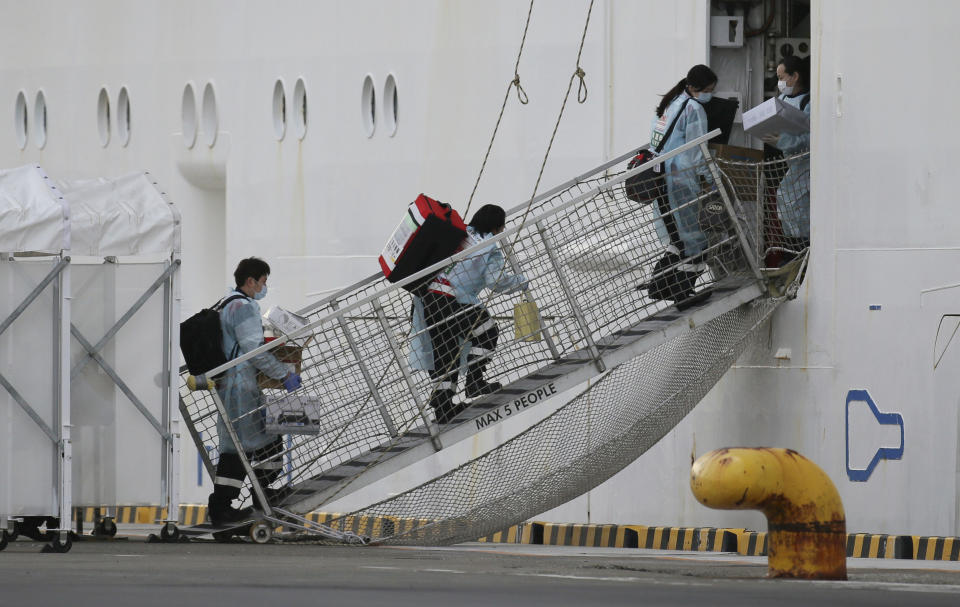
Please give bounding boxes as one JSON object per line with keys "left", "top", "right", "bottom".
{"left": 742, "top": 97, "right": 809, "bottom": 137}
{"left": 257, "top": 343, "right": 303, "bottom": 389}
{"left": 708, "top": 143, "right": 764, "bottom": 163}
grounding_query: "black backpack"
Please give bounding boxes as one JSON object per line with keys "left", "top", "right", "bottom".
{"left": 180, "top": 293, "right": 248, "bottom": 376}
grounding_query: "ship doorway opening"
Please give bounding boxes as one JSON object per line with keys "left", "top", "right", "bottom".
{"left": 707, "top": 0, "right": 810, "bottom": 149}
{"left": 708, "top": 0, "right": 810, "bottom": 270}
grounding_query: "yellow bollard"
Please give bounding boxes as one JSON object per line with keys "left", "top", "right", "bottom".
{"left": 690, "top": 447, "right": 847, "bottom": 580}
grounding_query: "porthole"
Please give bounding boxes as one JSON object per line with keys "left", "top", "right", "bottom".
{"left": 201, "top": 82, "right": 218, "bottom": 147}
{"left": 293, "top": 78, "right": 307, "bottom": 140}
{"left": 181, "top": 83, "right": 198, "bottom": 148}
{"left": 117, "top": 86, "right": 131, "bottom": 147}
{"left": 33, "top": 90, "right": 47, "bottom": 149}
{"left": 361, "top": 74, "right": 376, "bottom": 138}
{"left": 96, "top": 88, "right": 111, "bottom": 147}
{"left": 383, "top": 74, "right": 398, "bottom": 137}
{"left": 272, "top": 79, "right": 286, "bottom": 140}
{"left": 14, "top": 91, "right": 28, "bottom": 150}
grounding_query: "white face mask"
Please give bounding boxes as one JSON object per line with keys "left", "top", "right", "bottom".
{"left": 697, "top": 92, "right": 713, "bottom": 103}
{"left": 778, "top": 80, "right": 794, "bottom": 95}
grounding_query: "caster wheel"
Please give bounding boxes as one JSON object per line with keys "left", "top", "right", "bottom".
{"left": 94, "top": 518, "right": 117, "bottom": 538}
{"left": 0, "top": 530, "right": 8, "bottom": 551}
{"left": 160, "top": 523, "right": 179, "bottom": 542}
{"left": 102, "top": 519, "right": 117, "bottom": 537}
{"left": 8, "top": 521, "right": 20, "bottom": 541}
{"left": 249, "top": 522, "right": 272, "bottom": 544}
{"left": 44, "top": 534, "right": 72, "bottom": 553}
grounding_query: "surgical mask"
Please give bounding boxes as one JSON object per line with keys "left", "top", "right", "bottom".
{"left": 254, "top": 285, "right": 268, "bottom": 300}
{"left": 697, "top": 92, "right": 713, "bottom": 103}
{"left": 778, "top": 80, "right": 794, "bottom": 95}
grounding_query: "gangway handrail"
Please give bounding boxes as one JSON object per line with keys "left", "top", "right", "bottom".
{"left": 198, "top": 130, "right": 722, "bottom": 380}
{"left": 295, "top": 144, "right": 651, "bottom": 318}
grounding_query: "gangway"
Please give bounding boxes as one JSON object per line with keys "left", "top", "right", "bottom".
{"left": 179, "top": 130, "right": 809, "bottom": 543}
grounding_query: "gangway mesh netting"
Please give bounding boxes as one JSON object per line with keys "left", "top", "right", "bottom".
{"left": 351, "top": 298, "right": 781, "bottom": 545}
{"left": 179, "top": 136, "right": 809, "bottom": 544}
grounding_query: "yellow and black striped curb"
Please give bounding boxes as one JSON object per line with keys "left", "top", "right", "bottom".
{"left": 478, "top": 523, "right": 738, "bottom": 551}
{"left": 629, "top": 525, "right": 739, "bottom": 552}
{"left": 476, "top": 524, "right": 532, "bottom": 544}
{"left": 737, "top": 531, "right": 767, "bottom": 556}
{"left": 68, "top": 507, "right": 960, "bottom": 561}
{"left": 913, "top": 536, "right": 960, "bottom": 561}
{"left": 737, "top": 532, "right": 919, "bottom": 560}
{"left": 848, "top": 533, "right": 912, "bottom": 559}
{"left": 74, "top": 506, "right": 184, "bottom": 525}
{"left": 540, "top": 523, "right": 637, "bottom": 548}
{"left": 303, "top": 512, "right": 401, "bottom": 538}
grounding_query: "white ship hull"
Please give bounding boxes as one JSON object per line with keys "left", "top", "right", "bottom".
{"left": 2, "top": 0, "right": 958, "bottom": 537}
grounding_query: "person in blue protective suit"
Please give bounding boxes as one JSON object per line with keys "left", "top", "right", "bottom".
{"left": 645, "top": 64, "right": 718, "bottom": 309}
{"left": 422, "top": 205, "right": 528, "bottom": 424}
{"left": 771, "top": 55, "right": 811, "bottom": 255}
{"left": 207, "top": 257, "right": 301, "bottom": 525}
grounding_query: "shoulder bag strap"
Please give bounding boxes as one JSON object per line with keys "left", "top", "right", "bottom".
{"left": 655, "top": 97, "right": 692, "bottom": 153}
{"left": 215, "top": 292, "right": 249, "bottom": 311}
{"left": 216, "top": 292, "right": 249, "bottom": 361}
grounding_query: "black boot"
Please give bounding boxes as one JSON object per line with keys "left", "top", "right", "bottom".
{"left": 644, "top": 251, "right": 683, "bottom": 301}
{"left": 465, "top": 374, "right": 503, "bottom": 398}
{"left": 645, "top": 251, "right": 709, "bottom": 309}
{"left": 464, "top": 358, "right": 503, "bottom": 398}
{"left": 430, "top": 388, "right": 463, "bottom": 424}
{"left": 208, "top": 493, "right": 252, "bottom": 526}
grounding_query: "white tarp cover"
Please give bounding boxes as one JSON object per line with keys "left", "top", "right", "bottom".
{"left": 0, "top": 261, "right": 63, "bottom": 514}
{"left": 0, "top": 165, "right": 69, "bottom": 254}
{"left": 60, "top": 172, "right": 180, "bottom": 257}
{"left": 70, "top": 262, "right": 169, "bottom": 505}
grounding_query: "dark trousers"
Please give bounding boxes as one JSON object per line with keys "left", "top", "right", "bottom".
{"left": 210, "top": 437, "right": 284, "bottom": 510}
{"left": 422, "top": 292, "right": 499, "bottom": 389}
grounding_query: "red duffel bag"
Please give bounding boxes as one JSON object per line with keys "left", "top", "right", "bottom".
{"left": 379, "top": 194, "right": 467, "bottom": 294}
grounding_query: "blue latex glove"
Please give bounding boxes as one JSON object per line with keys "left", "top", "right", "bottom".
{"left": 282, "top": 372, "right": 301, "bottom": 392}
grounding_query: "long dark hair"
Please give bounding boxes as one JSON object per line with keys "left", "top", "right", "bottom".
{"left": 779, "top": 55, "right": 811, "bottom": 93}
{"left": 469, "top": 204, "right": 506, "bottom": 234}
{"left": 656, "top": 64, "right": 718, "bottom": 117}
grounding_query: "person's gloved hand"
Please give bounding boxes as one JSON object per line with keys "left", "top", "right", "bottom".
{"left": 519, "top": 276, "right": 530, "bottom": 291}
{"left": 760, "top": 133, "right": 780, "bottom": 146}
{"left": 283, "top": 372, "right": 302, "bottom": 392}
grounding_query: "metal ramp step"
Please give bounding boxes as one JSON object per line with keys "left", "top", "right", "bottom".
{"left": 282, "top": 276, "right": 763, "bottom": 513}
